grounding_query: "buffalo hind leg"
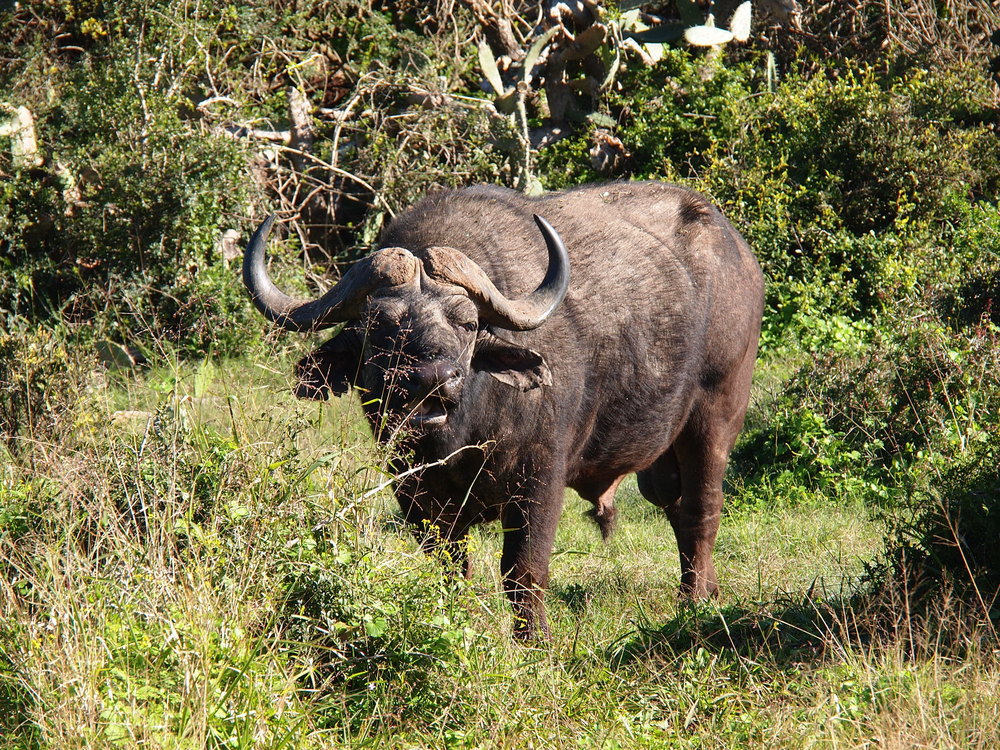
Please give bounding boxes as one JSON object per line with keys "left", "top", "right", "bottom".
{"left": 636, "top": 447, "right": 682, "bottom": 510}
{"left": 669, "top": 426, "right": 728, "bottom": 599}
{"left": 637, "top": 438, "right": 725, "bottom": 600}
{"left": 666, "top": 340, "right": 757, "bottom": 599}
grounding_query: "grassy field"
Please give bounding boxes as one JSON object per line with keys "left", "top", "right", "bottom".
{"left": 3, "top": 348, "right": 997, "bottom": 749}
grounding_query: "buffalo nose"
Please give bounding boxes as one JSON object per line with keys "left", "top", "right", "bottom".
{"left": 409, "top": 361, "right": 461, "bottom": 399}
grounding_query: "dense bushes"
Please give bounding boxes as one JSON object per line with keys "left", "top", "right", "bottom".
{"left": 735, "top": 307, "right": 1000, "bottom": 499}
{"left": 890, "top": 435, "right": 1000, "bottom": 610}
{"left": 4, "top": 2, "right": 998, "bottom": 358}
{"left": 0, "top": 1, "right": 500, "bottom": 354}
{"left": 0, "top": 323, "right": 87, "bottom": 455}
{"left": 1, "top": 3, "right": 262, "bottom": 354}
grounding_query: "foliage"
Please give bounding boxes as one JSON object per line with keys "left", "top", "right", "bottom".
{"left": 279, "top": 551, "right": 479, "bottom": 733}
{"left": 701, "top": 61, "right": 999, "bottom": 338}
{"left": 0, "top": 2, "right": 263, "bottom": 354}
{"left": 735, "top": 302, "right": 1000, "bottom": 505}
{"left": 535, "top": 46, "right": 754, "bottom": 188}
{"left": 0, "top": 323, "right": 87, "bottom": 455}
{"left": 876, "top": 434, "right": 1000, "bottom": 615}
{"left": 0, "top": 0, "right": 499, "bottom": 353}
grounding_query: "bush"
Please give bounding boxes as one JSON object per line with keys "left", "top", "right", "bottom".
{"left": 279, "top": 549, "right": 479, "bottom": 733}
{"left": 702, "top": 61, "right": 1000, "bottom": 335}
{"left": 0, "top": 323, "right": 87, "bottom": 455}
{"left": 0, "top": 1, "right": 502, "bottom": 354}
{"left": 0, "top": 3, "right": 261, "bottom": 354}
{"left": 735, "top": 300, "right": 1000, "bottom": 511}
{"left": 882, "top": 436, "right": 1000, "bottom": 613}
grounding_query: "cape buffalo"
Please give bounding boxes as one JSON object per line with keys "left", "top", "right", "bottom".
{"left": 243, "top": 181, "right": 764, "bottom": 638}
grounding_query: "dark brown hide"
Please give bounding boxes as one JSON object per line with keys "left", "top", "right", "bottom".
{"left": 246, "top": 182, "right": 764, "bottom": 638}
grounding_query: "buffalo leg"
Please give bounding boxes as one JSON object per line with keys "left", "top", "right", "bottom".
{"left": 667, "top": 371, "right": 752, "bottom": 598}
{"left": 636, "top": 447, "right": 682, "bottom": 509}
{"left": 500, "top": 491, "right": 563, "bottom": 639}
{"left": 668, "top": 427, "right": 726, "bottom": 599}
{"left": 638, "top": 438, "right": 723, "bottom": 599}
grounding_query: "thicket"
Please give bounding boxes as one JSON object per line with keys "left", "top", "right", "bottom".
{"left": 2, "top": 0, "right": 1000, "bottom": 744}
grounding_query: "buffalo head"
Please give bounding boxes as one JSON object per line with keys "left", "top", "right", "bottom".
{"left": 242, "top": 214, "right": 570, "bottom": 433}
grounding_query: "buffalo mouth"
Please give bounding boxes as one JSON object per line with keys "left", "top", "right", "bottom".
{"left": 406, "top": 394, "right": 450, "bottom": 428}
{"left": 404, "top": 376, "right": 460, "bottom": 429}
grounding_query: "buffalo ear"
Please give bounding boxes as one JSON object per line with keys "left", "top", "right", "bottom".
{"left": 473, "top": 331, "right": 552, "bottom": 391}
{"left": 294, "top": 326, "right": 363, "bottom": 400}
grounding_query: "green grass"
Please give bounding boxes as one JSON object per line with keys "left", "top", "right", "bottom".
{"left": 1, "top": 351, "right": 998, "bottom": 749}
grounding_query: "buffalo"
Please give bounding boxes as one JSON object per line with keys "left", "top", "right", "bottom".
{"left": 243, "top": 181, "right": 764, "bottom": 638}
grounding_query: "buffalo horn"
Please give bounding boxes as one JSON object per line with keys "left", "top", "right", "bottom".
{"left": 422, "top": 214, "right": 571, "bottom": 331}
{"left": 242, "top": 214, "right": 421, "bottom": 332}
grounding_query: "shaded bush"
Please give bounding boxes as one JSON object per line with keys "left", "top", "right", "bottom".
{"left": 881, "top": 436, "right": 1000, "bottom": 614}
{"left": 0, "top": 3, "right": 260, "bottom": 354}
{"left": 766, "top": 0, "right": 999, "bottom": 69}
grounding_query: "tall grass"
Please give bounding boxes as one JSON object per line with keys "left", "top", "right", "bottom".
{"left": 1, "top": 344, "right": 998, "bottom": 748}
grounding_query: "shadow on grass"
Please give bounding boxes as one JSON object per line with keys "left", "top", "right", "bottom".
{"left": 607, "top": 571, "right": 1000, "bottom": 674}
{"left": 606, "top": 590, "right": 866, "bottom": 670}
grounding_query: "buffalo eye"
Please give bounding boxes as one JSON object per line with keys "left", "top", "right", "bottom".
{"left": 455, "top": 321, "right": 477, "bottom": 333}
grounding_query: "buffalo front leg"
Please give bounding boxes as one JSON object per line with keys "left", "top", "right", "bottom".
{"left": 500, "top": 491, "right": 563, "bottom": 640}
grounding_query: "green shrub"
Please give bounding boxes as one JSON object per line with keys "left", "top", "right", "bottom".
{"left": 736, "top": 303, "right": 1000, "bottom": 508}
{"left": 279, "top": 547, "right": 479, "bottom": 734}
{"left": 0, "top": 4, "right": 260, "bottom": 354}
{"left": 874, "top": 434, "right": 1000, "bottom": 618}
{"left": 0, "top": 323, "right": 87, "bottom": 455}
{"left": 702, "top": 61, "right": 1000, "bottom": 337}
{"left": 536, "top": 47, "right": 753, "bottom": 189}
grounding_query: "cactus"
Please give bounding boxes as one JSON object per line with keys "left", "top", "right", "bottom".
{"left": 475, "top": 2, "right": 755, "bottom": 187}
{"left": 684, "top": 1, "right": 752, "bottom": 46}
{"left": 0, "top": 105, "right": 42, "bottom": 168}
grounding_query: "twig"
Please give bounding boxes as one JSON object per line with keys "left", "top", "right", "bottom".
{"left": 359, "top": 444, "right": 484, "bottom": 501}
{"left": 274, "top": 143, "right": 396, "bottom": 218}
